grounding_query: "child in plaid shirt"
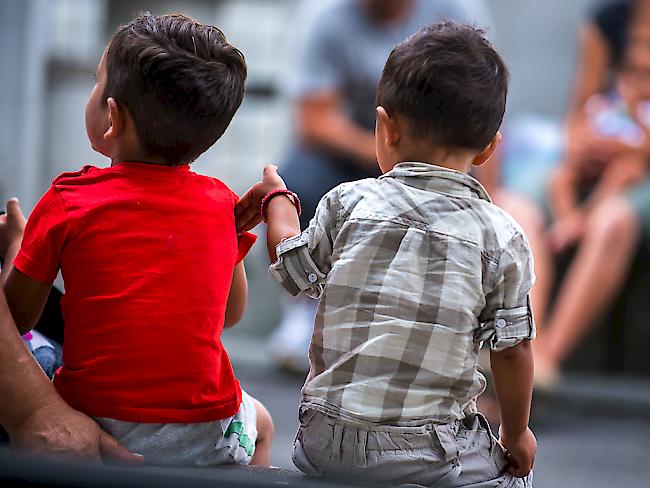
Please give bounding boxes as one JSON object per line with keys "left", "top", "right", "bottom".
{"left": 238, "top": 22, "right": 535, "bottom": 486}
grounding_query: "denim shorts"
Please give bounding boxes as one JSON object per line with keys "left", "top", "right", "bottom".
{"left": 292, "top": 403, "right": 533, "bottom": 487}
{"left": 23, "top": 330, "right": 62, "bottom": 380}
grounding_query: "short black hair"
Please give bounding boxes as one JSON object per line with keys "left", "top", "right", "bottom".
{"left": 376, "top": 21, "right": 509, "bottom": 151}
{"left": 104, "top": 13, "right": 247, "bottom": 164}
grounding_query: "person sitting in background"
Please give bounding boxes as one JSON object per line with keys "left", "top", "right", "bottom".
{"left": 238, "top": 22, "right": 535, "bottom": 486}
{"left": 1, "top": 13, "right": 273, "bottom": 466}
{"left": 271, "top": 0, "right": 493, "bottom": 373}
{"left": 507, "top": 0, "right": 650, "bottom": 385}
{"left": 546, "top": 46, "right": 650, "bottom": 254}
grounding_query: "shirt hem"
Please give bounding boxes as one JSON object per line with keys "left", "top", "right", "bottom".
{"left": 301, "top": 395, "right": 464, "bottom": 427}
{"left": 58, "top": 389, "right": 243, "bottom": 424}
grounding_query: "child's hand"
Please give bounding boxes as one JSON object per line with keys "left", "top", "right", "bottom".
{"left": 0, "top": 198, "right": 26, "bottom": 259}
{"left": 235, "top": 165, "right": 287, "bottom": 233}
{"left": 498, "top": 426, "right": 537, "bottom": 478}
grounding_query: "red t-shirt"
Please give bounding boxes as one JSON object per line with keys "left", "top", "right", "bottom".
{"left": 14, "top": 162, "right": 256, "bottom": 423}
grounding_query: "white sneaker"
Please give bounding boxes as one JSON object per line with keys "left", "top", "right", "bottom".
{"left": 267, "top": 298, "right": 316, "bottom": 374}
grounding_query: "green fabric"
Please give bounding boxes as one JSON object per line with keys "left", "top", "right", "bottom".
{"left": 225, "top": 421, "right": 255, "bottom": 457}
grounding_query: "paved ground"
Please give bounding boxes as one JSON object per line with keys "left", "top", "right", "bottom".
{"left": 224, "top": 335, "right": 650, "bottom": 488}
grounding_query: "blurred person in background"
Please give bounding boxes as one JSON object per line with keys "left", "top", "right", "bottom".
{"left": 510, "top": 0, "right": 650, "bottom": 385}
{"left": 271, "top": 0, "right": 493, "bottom": 372}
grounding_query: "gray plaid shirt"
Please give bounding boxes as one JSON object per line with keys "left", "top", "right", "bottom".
{"left": 270, "top": 162, "right": 535, "bottom": 424}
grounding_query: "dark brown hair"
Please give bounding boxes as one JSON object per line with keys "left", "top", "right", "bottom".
{"left": 104, "top": 13, "right": 247, "bottom": 164}
{"left": 376, "top": 21, "right": 509, "bottom": 151}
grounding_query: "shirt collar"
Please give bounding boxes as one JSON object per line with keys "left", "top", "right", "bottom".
{"left": 379, "top": 162, "right": 492, "bottom": 203}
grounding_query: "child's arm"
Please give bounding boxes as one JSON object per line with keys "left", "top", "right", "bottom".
{"left": 547, "top": 167, "right": 587, "bottom": 252}
{"left": 224, "top": 262, "right": 247, "bottom": 328}
{"left": 4, "top": 269, "right": 51, "bottom": 335}
{"left": 235, "top": 165, "right": 300, "bottom": 261}
{"left": 490, "top": 340, "right": 536, "bottom": 478}
{"left": 265, "top": 194, "right": 301, "bottom": 262}
{"left": 1, "top": 190, "right": 67, "bottom": 334}
{"left": 0, "top": 198, "right": 51, "bottom": 334}
{"left": 480, "top": 230, "right": 536, "bottom": 478}
{"left": 547, "top": 166, "right": 580, "bottom": 221}
{"left": 237, "top": 165, "right": 339, "bottom": 298}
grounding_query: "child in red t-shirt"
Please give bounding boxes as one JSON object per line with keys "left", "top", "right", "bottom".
{"left": 0, "top": 13, "right": 273, "bottom": 466}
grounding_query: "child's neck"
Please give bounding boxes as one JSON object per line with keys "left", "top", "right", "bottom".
{"left": 395, "top": 146, "right": 476, "bottom": 174}
{"left": 109, "top": 149, "right": 176, "bottom": 167}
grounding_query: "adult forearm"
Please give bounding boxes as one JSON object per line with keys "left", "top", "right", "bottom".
{"left": 0, "top": 241, "right": 20, "bottom": 284}
{"left": 490, "top": 340, "right": 534, "bottom": 440}
{"left": 300, "top": 109, "right": 376, "bottom": 168}
{"left": 0, "top": 289, "right": 58, "bottom": 434}
{"left": 266, "top": 196, "right": 301, "bottom": 262}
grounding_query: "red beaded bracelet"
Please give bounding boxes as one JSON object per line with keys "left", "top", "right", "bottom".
{"left": 260, "top": 189, "right": 302, "bottom": 222}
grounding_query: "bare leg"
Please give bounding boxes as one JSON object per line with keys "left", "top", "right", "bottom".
{"left": 494, "top": 191, "right": 554, "bottom": 332}
{"left": 250, "top": 397, "right": 274, "bottom": 466}
{"left": 537, "top": 196, "right": 640, "bottom": 368}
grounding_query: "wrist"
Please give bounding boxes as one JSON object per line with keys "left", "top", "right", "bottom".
{"left": 4, "top": 389, "right": 62, "bottom": 437}
{"left": 261, "top": 189, "right": 301, "bottom": 222}
{"left": 499, "top": 424, "right": 529, "bottom": 443}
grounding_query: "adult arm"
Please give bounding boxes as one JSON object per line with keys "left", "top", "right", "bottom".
{"left": 296, "top": 92, "right": 377, "bottom": 170}
{"left": 0, "top": 199, "right": 26, "bottom": 284}
{"left": 287, "top": 2, "right": 376, "bottom": 170}
{"left": 0, "top": 289, "right": 141, "bottom": 462}
{"left": 568, "top": 22, "right": 611, "bottom": 117}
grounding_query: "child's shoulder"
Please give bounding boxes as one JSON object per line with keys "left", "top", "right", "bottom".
{"left": 477, "top": 199, "right": 530, "bottom": 252}
{"left": 187, "top": 171, "right": 233, "bottom": 192}
{"left": 326, "top": 177, "right": 379, "bottom": 200}
{"left": 51, "top": 165, "right": 100, "bottom": 186}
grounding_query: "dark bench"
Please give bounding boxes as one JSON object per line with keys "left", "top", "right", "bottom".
{"left": 0, "top": 447, "right": 362, "bottom": 488}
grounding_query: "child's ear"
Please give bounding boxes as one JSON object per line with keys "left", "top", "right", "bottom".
{"left": 472, "top": 131, "right": 502, "bottom": 166}
{"left": 103, "top": 97, "right": 123, "bottom": 142}
{"left": 376, "top": 106, "right": 400, "bottom": 148}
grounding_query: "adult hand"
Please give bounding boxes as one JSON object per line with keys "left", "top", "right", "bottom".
{"left": 0, "top": 198, "right": 26, "bottom": 258}
{"left": 235, "top": 165, "right": 287, "bottom": 234}
{"left": 8, "top": 393, "right": 143, "bottom": 464}
{"left": 498, "top": 426, "right": 537, "bottom": 478}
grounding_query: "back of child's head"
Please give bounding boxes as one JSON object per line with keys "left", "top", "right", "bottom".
{"left": 104, "top": 13, "right": 246, "bottom": 164}
{"left": 376, "top": 21, "right": 509, "bottom": 151}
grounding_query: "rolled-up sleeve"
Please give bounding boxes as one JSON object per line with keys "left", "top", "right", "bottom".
{"left": 269, "top": 188, "right": 339, "bottom": 298}
{"left": 476, "top": 231, "right": 536, "bottom": 351}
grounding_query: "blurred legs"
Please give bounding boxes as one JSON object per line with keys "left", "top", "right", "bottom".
{"left": 536, "top": 196, "right": 640, "bottom": 372}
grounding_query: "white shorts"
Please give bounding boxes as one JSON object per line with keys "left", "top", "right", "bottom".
{"left": 95, "top": 389, "right": 258, "bottom": 467}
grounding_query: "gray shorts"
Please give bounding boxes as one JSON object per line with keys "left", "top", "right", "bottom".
{"left": 292, "top": 404, "right": 532, "bottom": 487}
{"left": 95, "top": 389, "right": 258, "bottom": 467}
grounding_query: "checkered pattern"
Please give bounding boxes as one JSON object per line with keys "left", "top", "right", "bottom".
{"left": 270, "top": 162, "right": 536, "bottom": 424}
